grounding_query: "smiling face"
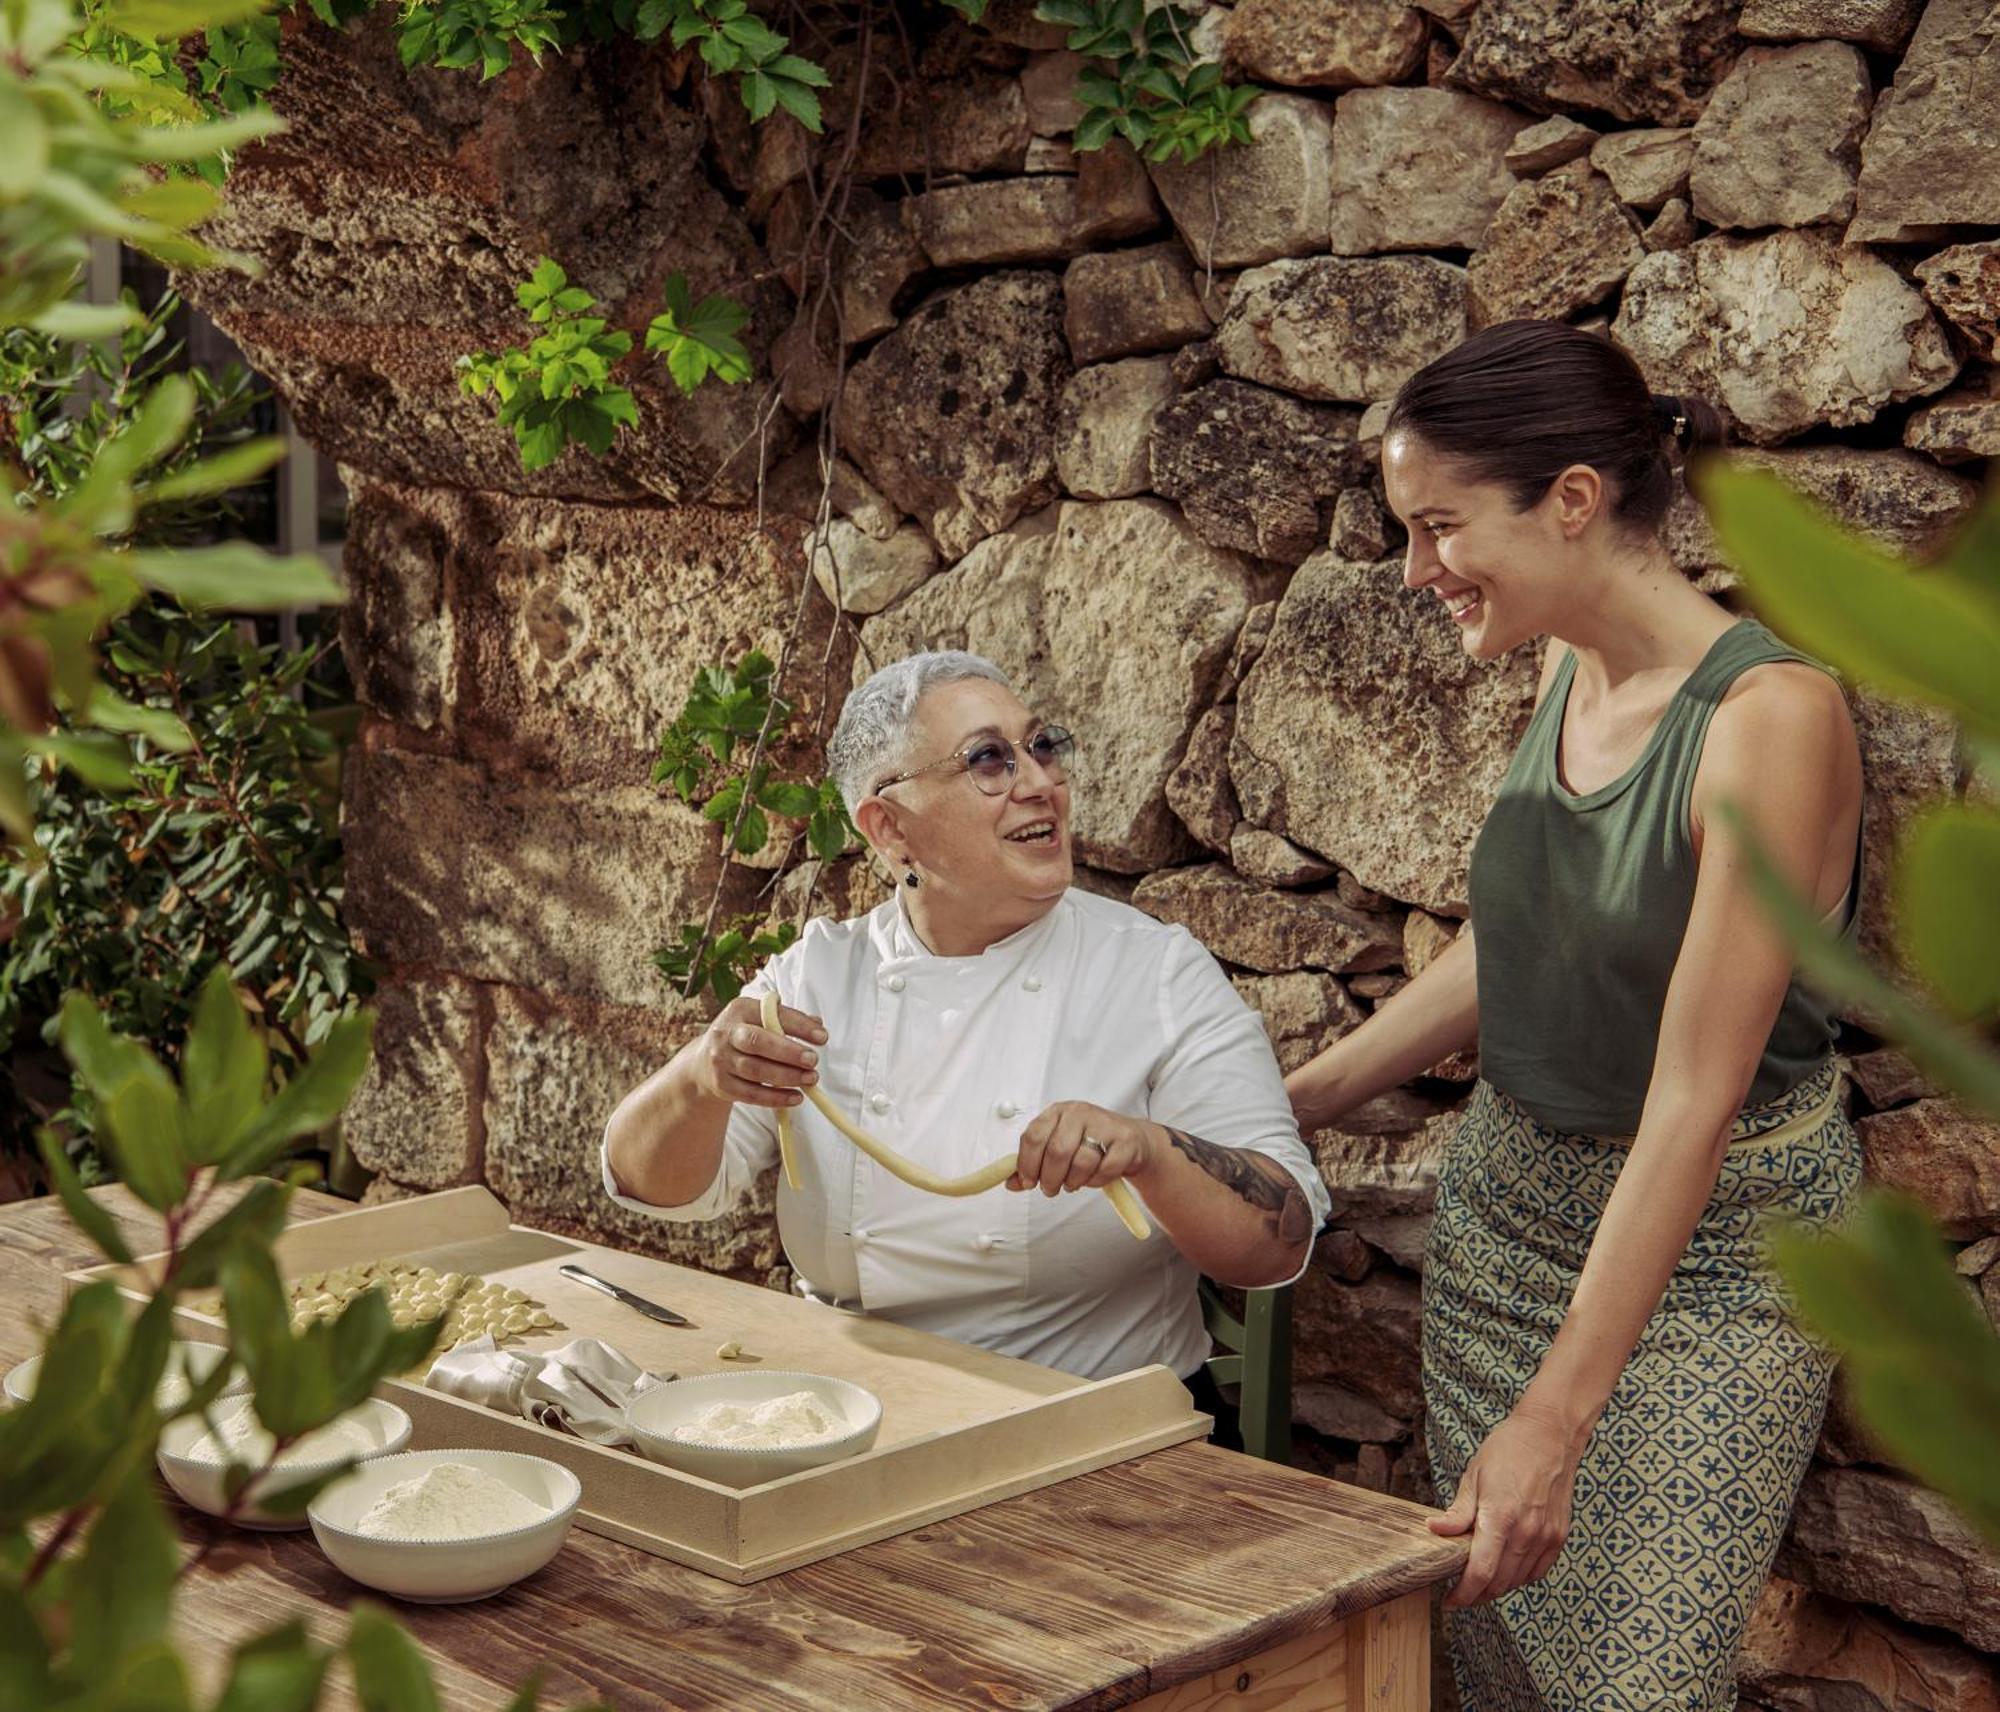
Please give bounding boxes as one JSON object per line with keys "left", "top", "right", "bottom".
{"left": 855, "top": 677, "right": 1074, "bottom": 947}
{"left": 1381, "top": 428, "right": 1598, "bottom": 661}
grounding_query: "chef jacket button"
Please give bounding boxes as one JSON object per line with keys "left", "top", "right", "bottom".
{"left": 869, "top": 1092, "right": 890, "bottom": 1113}
{"left": 972, "top": 1234, "right": 997, "bottom": 1253}
{"left": 1023, "top": 976, "right": 1042, "bottom": 992}
{"left": 853, "top": 1230, "right": 871, "bottom": 1247}
{"left": 996, "top": 1100, "right": 1019, "bottom": 1120}
{"left": 885, "top": 974, "right": 906, "bottom": 992}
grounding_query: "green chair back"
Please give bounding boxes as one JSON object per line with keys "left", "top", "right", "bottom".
{"left": 1199, "top": 1279, "right": 1293, "bottom": 1465}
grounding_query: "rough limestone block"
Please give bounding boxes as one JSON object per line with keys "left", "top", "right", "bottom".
{"left": 1915, "top": 242, "right": 2000, "bottom": 362}
{"left": 1779, "top": 1466, "right": 2000, "bottom": 1652}
{"left": 1216, "top": 255, "right": 1469, "bottom": 403}
{"left": 1132, "top": 864, "right": 1402, "bottom": 975}
{"left": 1688, "top": 42, "right": 1871, "bottom": 232}
{"left": 1326, "top": 88, "right": 1534, "bottom": 255}
{"left": 1054, "top": 356, "right": 1180, "bottom": 500}
{"left": 1149, "top": 379, "right": 1369, "bottom": 562}
{"left": 1612, "top": 232, "right": 1959, "bottom": 445}
{"left": 1061, "top": 240, "right": 1215, "bottom": 365}
{"left": 1467, "top": 159, "right": 1644, "bottom": 325}
{"left": 343, "top": 744, "right": 751, "bottom": 1010}
{"left": 1232, "top": 552, "right": 1539, "bottom": 915}
{"left": 860, "top": 499, "right": 1267, "bottom": 871}
{"left": 1148, "top": 93, "right": 1335, "bottom": 269}
{"left": 485, "top": 986, "right": 781, "bottom": 1277}
{"left": 341, "top": 977, "right": 483, "bottom": 1190}
{"left": 1850, "top": 0, "right": 2000, "bottom": 242}
{"left": 1444, "top": 0, "right": 1743, "bottom": 126}
{"left": 842, "top": 272, "right": 1072, "bottom": 559}
{"left": 1222, "top": 0, "right": 1427, "bottom": 89}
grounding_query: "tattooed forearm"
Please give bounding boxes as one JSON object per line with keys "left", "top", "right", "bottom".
{"left": 1163, "top": 1129, "right": 1314, "bottom": 1246}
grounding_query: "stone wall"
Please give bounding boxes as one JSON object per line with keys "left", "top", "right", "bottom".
{"left": 185, "top": 2, "right": 1999, "bottom": 1703}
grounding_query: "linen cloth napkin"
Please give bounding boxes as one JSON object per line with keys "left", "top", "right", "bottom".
{"left": 426, "top": 1335, "right": 670, "bottom": 1447}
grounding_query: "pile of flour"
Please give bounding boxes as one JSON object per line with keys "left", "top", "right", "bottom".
{"left": 186, "top": 1400, "right": 379, "bottom": 1468}
{"left": 355, "top": 1461, "right": 549, "bottom": 1540}
{"left": 670, "top": 1390, "right": 844, "bottom": 1448}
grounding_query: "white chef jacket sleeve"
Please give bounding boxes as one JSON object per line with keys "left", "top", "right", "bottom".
{"left": 1145, "top": 926, "right": 1331, "bottom": 1286}
{"left": 598, "top": 958, "right": 790, "bottom": 1224}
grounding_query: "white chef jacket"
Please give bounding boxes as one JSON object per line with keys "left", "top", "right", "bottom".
{"left": 601, "top": 887, "right": 1328, "bottom": 1382}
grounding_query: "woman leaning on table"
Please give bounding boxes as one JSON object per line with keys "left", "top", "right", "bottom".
{"left": 602, "top": 650, "right": 1329, "bottom": 1391}
{"left": 1286, "top": 321, "right": 1864, "bottom": 1711}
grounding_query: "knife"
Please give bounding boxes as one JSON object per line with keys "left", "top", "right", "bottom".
{"left": 557, "top": 1263, "right": 696, "bottom": 1327}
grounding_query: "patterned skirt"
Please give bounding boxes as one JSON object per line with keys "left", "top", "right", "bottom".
{"left": 1422, "top": 1064, "right": 1860, "bottom": 1712}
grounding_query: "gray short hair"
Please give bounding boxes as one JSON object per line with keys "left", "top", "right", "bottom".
{"left": 827, "top": 651, "right": 1012, "bottom": 813}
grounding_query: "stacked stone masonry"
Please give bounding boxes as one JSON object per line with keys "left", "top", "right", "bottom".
{"left": 187, "top": 4, "right": 1999, "bottom": 1704}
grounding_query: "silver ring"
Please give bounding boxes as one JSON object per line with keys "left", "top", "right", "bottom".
{"left": 1081, "top": 1134, "right": 1105, "bottom": 1153}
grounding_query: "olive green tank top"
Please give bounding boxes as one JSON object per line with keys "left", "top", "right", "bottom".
{"left": 1467, "top": 618, "right": 1851, "bottom": 1135}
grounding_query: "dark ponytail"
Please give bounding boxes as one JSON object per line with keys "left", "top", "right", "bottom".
{"left": 1385, "top": 320, "right": 1727, "bottom": 535}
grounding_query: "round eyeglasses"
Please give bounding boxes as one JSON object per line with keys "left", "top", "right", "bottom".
{"left": 874, "top": 726, "right": 1077, "bottom": 798}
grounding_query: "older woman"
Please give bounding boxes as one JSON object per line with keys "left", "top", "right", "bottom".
{"left": 603, "top": 651, "right": 1327, "bottom": 1383}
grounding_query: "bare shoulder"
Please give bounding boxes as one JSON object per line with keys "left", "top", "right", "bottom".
{"left": 1700, "top": 659, "right": 1859, "bottom": 800}
{"left": 1713, "top": 659, "right": 1855, "bottom": 749}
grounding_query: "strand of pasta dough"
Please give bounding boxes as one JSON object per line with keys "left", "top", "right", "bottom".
{"left": 760, "top": 990, "right": 1151, "bottom": 1240}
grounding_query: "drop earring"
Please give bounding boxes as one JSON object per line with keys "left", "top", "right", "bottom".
{"left": 903, "top": 867, "right": 920, "bottom": 889}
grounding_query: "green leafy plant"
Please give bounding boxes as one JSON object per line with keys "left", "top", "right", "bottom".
{"left": 2, "top": 288, "right": 264, "bottom": 541}
{"left": 457, "top": 259, "right": 638, "bottom": 470}
{"left": 1033, "top": 0, "right": 1259, "bottom": 163}
{"left": 394, "top": 0, "right": 564, "bottom": 78}
{"left": 0, "top": 0, "right": 280, "bottom": 336}
{"left": 651, "top": 649, "right": 853, "bottom": 861}
{"left": 2, "top": 0, "right": 329, "bottom": 847}
{"left": 653, "top": 0, "right": 829, "bottom": 128}
{"left": 459, "top": 258, "right": 749, "bottom": 472}
{"left": 644, "top": 270, "right": 751, "bottom": 396}
{"left": 196, "top": 12, "right": 284, "bottom": 112}
{"left": 655, "top": 911, "right": 797, "bottom": 1004}
{"left": 1, "top": 605, "right": 368, "bottom": 1179}
{"left": 651, "top": 651, "right": 854, "bottom": 1002}
{"left": 1767, "top": 1194, "right": 2000, "bottom": 1544}
{"left": 2, "top": 285, "right": 362, "bottom": 1189}
{"left": 1, "top": 967, "right": 607, "bottom": 1710}
{"left": 1702, "top": 463, "right": 2000, "bottom": 1544}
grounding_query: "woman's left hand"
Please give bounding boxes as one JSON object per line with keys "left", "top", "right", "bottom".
{"left": 1011, "top": 1102, "right": 1160, "bottom": 1196}
{"left": 1428, "top": 1399, "right": 1584, "bottom": 1608}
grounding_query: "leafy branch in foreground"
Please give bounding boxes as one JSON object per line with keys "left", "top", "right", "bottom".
{"left": 1, "top": 966, "right": 606, "bottom": 1710}
{"left": 1767, "top": 1194, "right": 2000, "bottom": 1545}
{"left": 459, "top": 258, "right": 749, "bottom": 471}
{"left": 1702, "top": 461, "right": 2000, "bottom": 1545}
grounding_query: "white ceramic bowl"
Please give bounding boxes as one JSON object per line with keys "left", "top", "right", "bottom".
{"left": 5, "top": 1339, "right": 247, "bottom": 1411}
{"left": 622, "top": 1370, "right": 881, "bottom": 1489}
{"left": 156, "top": 1395, "right": 412, "bottom": 1529}
{"left": 307, "top": 1449, "right": 582, "bottom": 1603}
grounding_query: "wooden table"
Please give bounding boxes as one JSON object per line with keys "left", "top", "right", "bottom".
{"left": 3, "top": 1186, "right": 1467, "bottom": 1711}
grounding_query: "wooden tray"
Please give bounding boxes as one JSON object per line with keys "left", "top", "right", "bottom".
{"left": 69, "top": 1186, "right": 1210, "bottom": 1582}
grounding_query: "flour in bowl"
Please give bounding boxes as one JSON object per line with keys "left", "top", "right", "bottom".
{"left": 354, "top": 1461, "right": 549, "bottom": 1539}
{"left": 670, "top": 1390, "right": 845, "bottom": 1448}
{"left": 186, "top": 1400, "right": 379, "bottom": 1468}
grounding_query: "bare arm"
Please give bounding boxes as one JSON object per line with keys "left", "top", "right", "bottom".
{"left": 1284, "top": 926, "right": 1477, "bottom": 1131}
{"left": 604, "top": 997, "right": 826, "bottom": 1208}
